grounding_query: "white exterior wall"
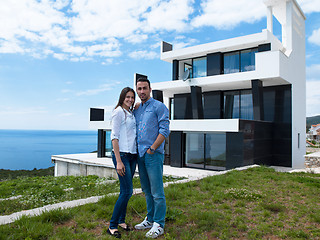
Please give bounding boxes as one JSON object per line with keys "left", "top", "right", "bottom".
{"left": 287, "top": 1, "right": 306, "bottom": 168}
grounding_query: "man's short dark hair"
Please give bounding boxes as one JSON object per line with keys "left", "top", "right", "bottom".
{"left": 136, "top": 78, "right": 151, "bottom": 88}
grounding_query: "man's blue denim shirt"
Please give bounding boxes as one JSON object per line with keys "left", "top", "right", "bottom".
{"left": 134, "top": 97, "right": 170, "bottom": 157}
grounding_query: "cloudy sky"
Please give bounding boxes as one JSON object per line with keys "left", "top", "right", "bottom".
{"left": 0, "top": 0, "right": 319, "bottom": 130}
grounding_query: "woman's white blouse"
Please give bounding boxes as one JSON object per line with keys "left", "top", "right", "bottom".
{"left": 110, "top": 106, "right": 137, "bottom": 154}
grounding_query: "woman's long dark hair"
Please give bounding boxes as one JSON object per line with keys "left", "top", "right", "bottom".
{"left": 115, "top": 87, "right": 135, "bottom": 111}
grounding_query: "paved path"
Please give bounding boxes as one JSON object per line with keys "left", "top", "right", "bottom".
{"left": 1, "top": 164, "right": 319, "bottom": 225}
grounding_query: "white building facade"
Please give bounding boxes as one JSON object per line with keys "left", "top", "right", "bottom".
{"left": 90, "top": 0, "right": 306, "bottom": 170}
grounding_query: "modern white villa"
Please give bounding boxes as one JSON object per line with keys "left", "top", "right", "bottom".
{"left": 58, "top": 0, "right": 306, "bottom": 176}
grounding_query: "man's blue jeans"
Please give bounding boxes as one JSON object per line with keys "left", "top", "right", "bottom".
{"left": 110, "top": 152, "right": 137, "bottom": 229}
{"left": 138, "top": 152, "right": 166, "bottom": 228}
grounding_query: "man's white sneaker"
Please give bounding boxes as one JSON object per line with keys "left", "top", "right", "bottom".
{"left": 145, "top": 222, "right": 164, "bottom": 238}
{"left": 134, "top": 217, "right": 153, "bottom": 230}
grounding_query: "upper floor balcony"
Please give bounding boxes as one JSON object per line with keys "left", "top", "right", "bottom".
{"left": 155, "top": 29, "right": 291, "bottom": 97}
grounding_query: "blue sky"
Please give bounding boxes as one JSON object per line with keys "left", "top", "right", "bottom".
{"left": 0, "top": 0, "right": 319, "bottom": 130}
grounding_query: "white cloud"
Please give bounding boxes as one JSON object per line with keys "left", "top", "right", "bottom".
{"left": 143, "top": 0, "right": 194, "bottom": 32}
{"left": 192, "top": 0, "right": 265, "bottom": 29}
{"left": 0, "top": 40, "right": 25, "bottom": 54}
{"left": 307, "top": 64, "right": 320, "bottom": 78}
{"left": 0, "top": 0, "right": 319, "bottom": 62}
{"left": 125, "top": 34, "right": 149, "bottom": 44}
{"left": 172, "top": 36, "right": 199, "bottom": 50}
{"left": 86, "top": 41, "right": 122, "bottom": 57}
{"left": 76, "top": 82, "right": 121, "bottom": 96}
{"left": 308, "top": 28, "right": 320, "bottom": 46}
{"left": 129, "top": 50, "right": 158, "bottom": 60}
{"left": 307, "top": 80, "right": 320, "bottom": 116}
{"left": 59, "top": 113, "right": 75, "bottom": 117}
{"left": 53, "top": 53, "right": 68, "bottom": 61}
{"left": 297, "top": 0, "right": 320, "bottom": 14}
{"left": 0, "top": 0, "right": 195, "bottom": 61}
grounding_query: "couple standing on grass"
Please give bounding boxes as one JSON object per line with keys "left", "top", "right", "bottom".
{"left": 107, "top": 78, "right": 170, "bottom": 239}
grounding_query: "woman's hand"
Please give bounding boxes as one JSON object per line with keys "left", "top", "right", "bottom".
{"left": 116, "top": 160, "right": 125, "bottom": 176}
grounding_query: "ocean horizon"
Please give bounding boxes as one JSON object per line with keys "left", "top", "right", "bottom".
{"left": 0, "top": 129, "right": 106, "bottom": 170}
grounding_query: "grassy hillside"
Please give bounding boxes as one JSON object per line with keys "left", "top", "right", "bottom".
{"left": 307, "top": 115, "right": 320, "bottom": 130}
{"left": 0, "top": 167, "right": 54, "bottom": 181}
{"left": 1, "top": 166, "right": 319, "bottom": 239}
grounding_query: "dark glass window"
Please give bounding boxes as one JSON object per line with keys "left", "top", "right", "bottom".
{"left": 283, "top": 88, "right": 291, "bottom": 123}
{"left": 184, "top": 63, "right": 192, "bottom": 79}
{"left": 185, "top": 133, "right": 204, "bottom": 168}
{"left": 223, "top": 90, "right": 253, "bottom": 120}
{"left": 205, "top": 133, "right": 226, "bottom": 170}
{"left": 173, "top": 94, "right": 192, "bottom": 119}
{"left": 224, "top": 91, "right": 240, "bottom": 119}
{"left": 193, "top": 57, "right": 207, "bottom": 78}
{"left": 203, "top": 92, "right": 222, "bottom": 119}
{"left": 240, "top": 90, "right": 253, "bottom": 120}
{"left": 169, "top": 98, "right": 174, "bottom": 120}
{"left": 224, "top": 52, "right": 240, "bottom": 74}
{"left": 223, "top": 48, "right": 257, "bottom": 74}
{"left": 263, "top": 85, "right": 291, "bottom": 123}
{"left": 240, "top": 48, "right": 258, "bottom": 72}
{"left": 185, "top": 132, "right": 226, "bottom": 170}
{"left": 263, "top": 89, "right": 276, "bottom": 122}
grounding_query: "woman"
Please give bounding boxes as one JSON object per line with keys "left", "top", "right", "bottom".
{"left": 107, "top": 87, "right": 137, "bottom": 239}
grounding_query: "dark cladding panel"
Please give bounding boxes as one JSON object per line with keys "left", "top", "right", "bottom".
{"left": 134, "top": 73, "right": 148, "bottom": 86}
{"left": 226, "top": 132, "right": 243, "bottom": 170}
{"left": 207, "top": 52, "right": 222, "bottom": 76}
{"left": 203, "top": 91, "right": 223, "bottom": 119}
{"left": 191, "top": 86, "right": 204, "bottom": 119}
{"left": 90, "top": 108, "right": 104, "bottom": 121}
{"left": 162, "top": 41, "right": 173, "bottom": 52}
{"left": 174, "top": 93, "right": 192, "bottom": 119}
{"left": 152, "top": 90, "right": 163, "bottom": 103}
{"left": 258, "top": 43, "right": 271, "bottom": 52}
{"left": 173, "top": 60, "right": 179, "bottom": 81}
{"left": 169, "top": 131, "right": 184, "bottom": 167}
{"left": 252, "top": 80, "right": 264, "bottom": 121}
{"left": 97, "top": 129, "right": 106, "bottom": 158}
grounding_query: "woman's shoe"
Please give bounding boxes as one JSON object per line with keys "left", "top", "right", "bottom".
{"left": 107, "top": 228, "right": 121, "bottom": 238}
{"left": 118, "top": 224, "right": 133, "bottom": 231}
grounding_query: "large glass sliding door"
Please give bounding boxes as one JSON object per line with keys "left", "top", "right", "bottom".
{"left": 205, "top": 133, "right": 226, "bottom": 170}
{"left": 185, "top": 132, "right": 226, "bottom": 170}
{"left": 185, "top": 133, "right": 204, "bottom": 168}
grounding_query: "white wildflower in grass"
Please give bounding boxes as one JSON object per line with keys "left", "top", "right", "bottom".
{"left": 224, "top": 188, "right": 264, "bottom": 200}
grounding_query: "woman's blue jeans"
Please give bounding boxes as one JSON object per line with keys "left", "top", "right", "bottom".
{"left": 110, "top": 152, "right": 137, "bottom": 229}
{"left": 138, "top": 152, "right": 166, "bottom": 228}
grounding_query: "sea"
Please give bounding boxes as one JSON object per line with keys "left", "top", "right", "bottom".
{"left": 0, "top": 129, "right": 110, "bottom": 170}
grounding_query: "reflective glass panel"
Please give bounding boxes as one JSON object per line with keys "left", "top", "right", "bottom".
{"left": 224, "top": 91, "right": 240, "bottom": 119}
{"left": 240, "top": 90, "right": 253, "bottom": 120}
{"left": 184, "top": 63, "right": 192, "bottom": 79}
{"left": 205, "top": 133, "right": 226, "bottom": 170}
{"left": 224, "top": 52, "right": 240, "bottom": 74}
{"left": 170, "top": 98, "right": 174, "bottom": 120}
{"left": 263, "top": 90, "right": 275, "bottom": 122}
{"left": 185, "top": 133, "right": 204, "bottom": 168}
{"left": 240, "top": 48, "right": 257, "bottom": 72}
{"left": 193, "top": 57, "right": 207, "bottom": 78}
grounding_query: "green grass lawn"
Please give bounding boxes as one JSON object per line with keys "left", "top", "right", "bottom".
{"left": 0, "top": 175, "right": 179, "bottom": 215}
{"left": 1, "top": 166, "right": 320, "bottom": 239}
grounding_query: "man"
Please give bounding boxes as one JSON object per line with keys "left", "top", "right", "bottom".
{"left": 134, "top": 78, "right": 170, "bottom": 238}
